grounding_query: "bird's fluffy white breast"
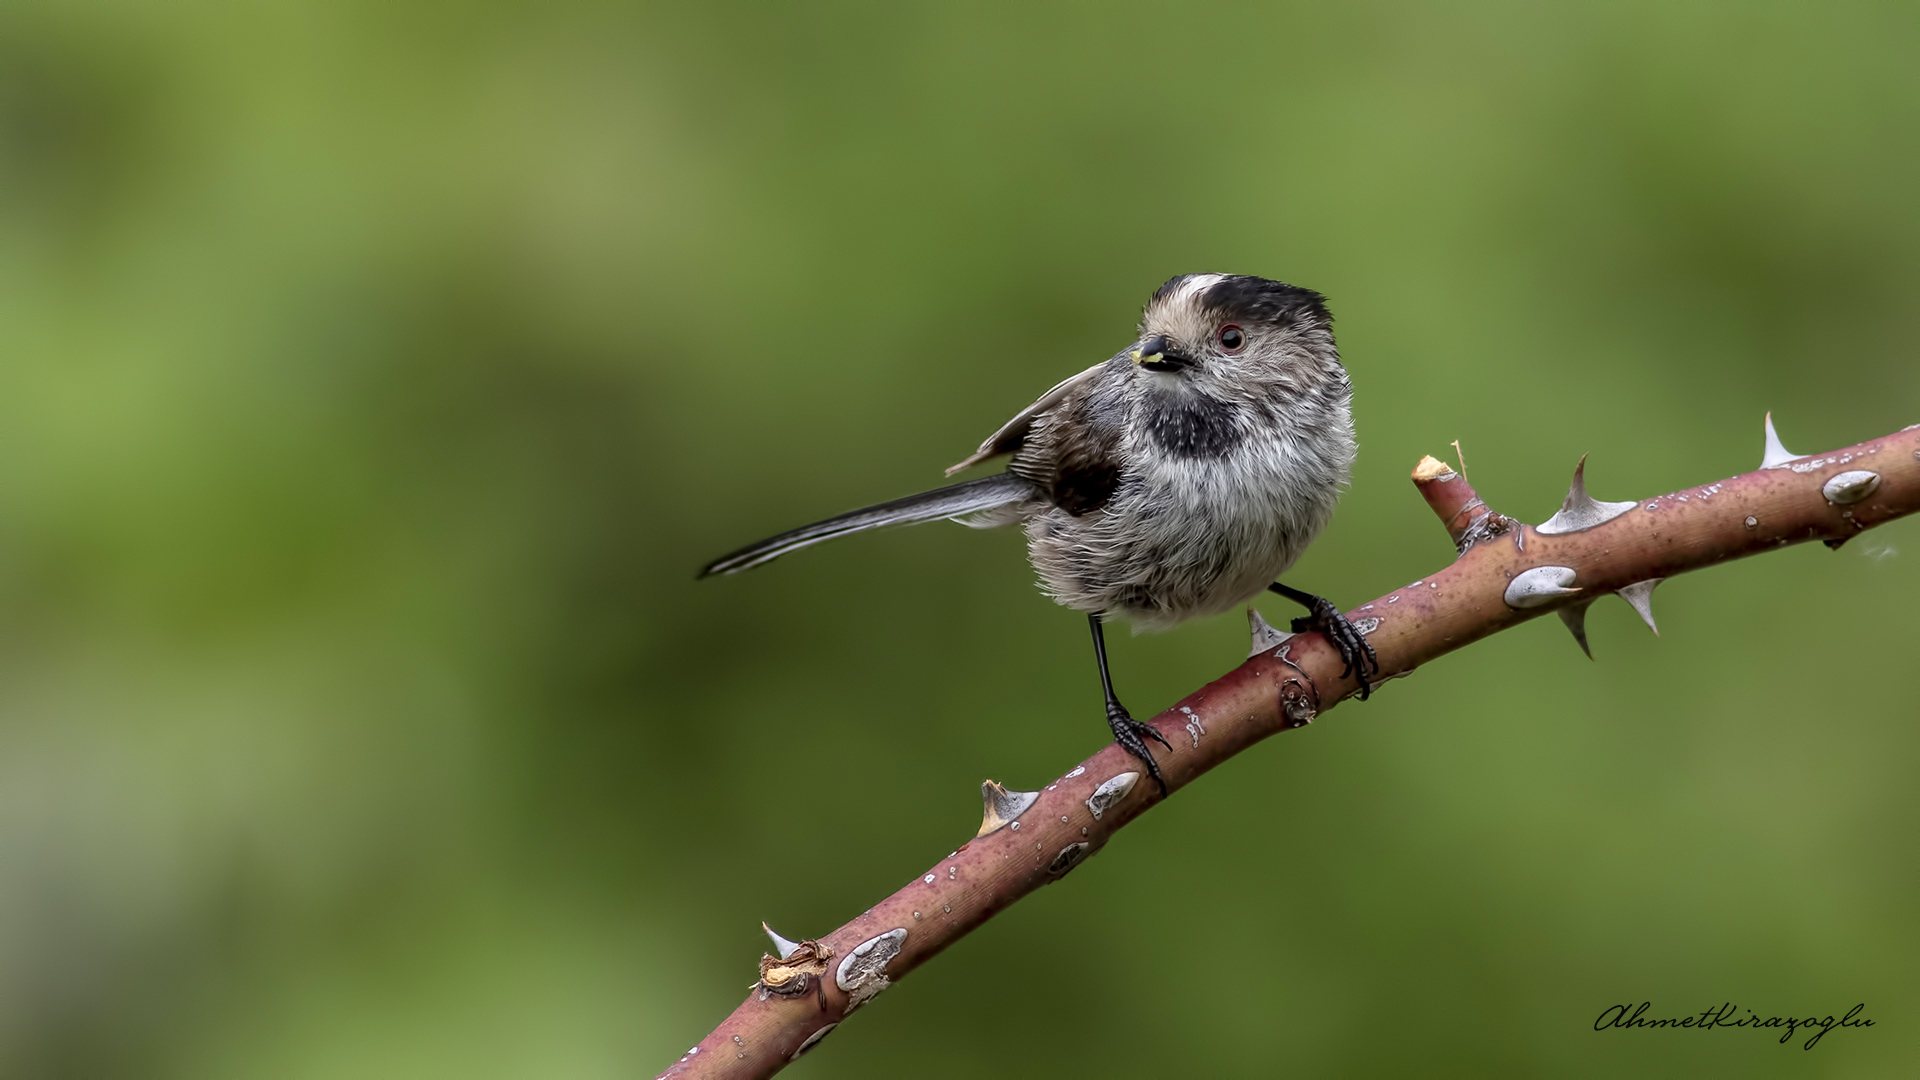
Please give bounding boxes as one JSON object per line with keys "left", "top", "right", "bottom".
{"left": 1022, "top": 397, "right": 1355, "bottom": 633}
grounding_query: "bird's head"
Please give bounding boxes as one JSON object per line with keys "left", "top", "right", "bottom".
{"left": 1128, "top": 273, "right": 1339, "bottom": 403}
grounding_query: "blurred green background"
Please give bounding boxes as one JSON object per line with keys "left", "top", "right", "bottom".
{"left": 2, "top": 1, "right": 1916, "bottom": 1076}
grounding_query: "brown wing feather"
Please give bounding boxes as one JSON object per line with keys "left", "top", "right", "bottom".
{"left": 1007, "top": 373, "right": 1127, "bottom": 517}
{"left": 944, "top": 361, "right": 1109, "bottom": 476}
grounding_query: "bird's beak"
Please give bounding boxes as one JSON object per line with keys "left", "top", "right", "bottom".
{"left": 1131, "top": 335, "right": 1194, "bottom": 373}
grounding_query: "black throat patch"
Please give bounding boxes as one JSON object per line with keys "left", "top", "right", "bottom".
{"left": 1144, "top": 390, "right": 1243, "bottom": 460}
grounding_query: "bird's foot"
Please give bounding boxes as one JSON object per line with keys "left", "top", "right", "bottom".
{"left": 1105, "top": 700, "right": 1171, "bottom": 797}
{"left": 1283, "top": 591, "right": 1380, "bottom": 700}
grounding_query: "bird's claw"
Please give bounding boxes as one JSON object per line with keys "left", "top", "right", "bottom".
{"left": 1105, "top": 701, "right": 1171, "bottom": 796}
{"left": 1290, "top": 598, "right": 1380, "bottom": 700}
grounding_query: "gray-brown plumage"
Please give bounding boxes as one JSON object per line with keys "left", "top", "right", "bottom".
{"left": 702, "top": 273, "right": 1376, "bottom": 792}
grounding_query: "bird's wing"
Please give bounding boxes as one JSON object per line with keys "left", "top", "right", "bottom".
{"left": 944, "top": 361, "right": 1109, "bottom": 476}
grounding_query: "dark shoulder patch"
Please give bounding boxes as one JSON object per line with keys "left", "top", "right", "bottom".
{"left": 1202, "top": 276, "right": 1330, "bottom": 330}
{"left": 1051, "top": 395, "right": 1125, "bottom": 515}
{"left": 1012, "top": 384, "right": 1128, "bottom": 517}
{"left": 1053, "top": 457, "right": 1122, "bottom": 516}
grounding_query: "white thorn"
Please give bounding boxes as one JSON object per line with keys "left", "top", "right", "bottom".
{"left": 1247, "top": 607, "right": 1293, "bottom": 658}
{"left": 1760, "top": 412, "right": 1800, "bottom": 470}
{"left": 1537, "top": 453, "right": 1637, "bottom": 535}
{"left": 977, "top": 780, "right": 1040, "bottom": 838}
{"left": 1822, "top": 470, "right": 1881, "bottom": 505}
{"left": 762, "top": 921, "right": 802, "bottom": 961}
{"left": 1616, "top": 578, "right": 1662, "bottom": 635}
{"left": 1557, "top": 602, "right": 1594, "bottom": 660}
{"left": 1503, "top": 565, "right": 1580, "bottom": 608}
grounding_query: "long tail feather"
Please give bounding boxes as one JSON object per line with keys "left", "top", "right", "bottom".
{"left": 698, "top": 473, "right": 1036, "bottom": 577}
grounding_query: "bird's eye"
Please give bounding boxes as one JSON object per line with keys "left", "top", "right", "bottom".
{"left": 1218, "top": 325, "right": 1246, "bottom": 352}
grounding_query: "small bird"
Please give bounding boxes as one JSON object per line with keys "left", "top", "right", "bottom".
{"left": 701, "top": 273, "right": 1375, "bottom": 793}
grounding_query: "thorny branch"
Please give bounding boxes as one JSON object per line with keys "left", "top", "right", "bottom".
{"left": 660, "top": 417, "right": 1920, "bottom": 1079}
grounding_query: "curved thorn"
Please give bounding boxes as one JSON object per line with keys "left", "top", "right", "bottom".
{"left": 1247, "top": 607, "right": 1293, "bottom": 658}
{"left": 977, "top": 780, "right": 1040, "bottom": 838}
{"left": 1760, "top": 412, "right": 1800, "bottom": 470}
{"left": 1616, "top": 578, "right": 1663, "bottom": 635}
{"left": 1538, "top": 453, "right": 1638, "bottom": 535}
{"left": 763, "top": 921, "right": 803, "bottom": 961}
{"left": 1557, "top": 602, "right": 1595, "bottom": 660}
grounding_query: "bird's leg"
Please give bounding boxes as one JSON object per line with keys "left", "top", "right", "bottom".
{"left": 1088, "top": 612, "right": 1171, "bottom": 797}
{"left": 1268, "top": 582, "right": 1379, "bottom": 700}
